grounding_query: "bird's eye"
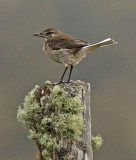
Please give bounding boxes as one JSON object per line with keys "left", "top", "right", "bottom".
{"left": 46, "top": 31, "right": 54, "bottom": 35}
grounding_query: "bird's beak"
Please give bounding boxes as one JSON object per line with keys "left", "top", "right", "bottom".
{"left": 33, "top": 33, "right": 44, "bottom": 37}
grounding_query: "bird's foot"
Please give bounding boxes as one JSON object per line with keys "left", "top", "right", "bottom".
{"left": 53, "top": 81, "right": 71, "bottom": 85}
{"left": 53, "top": 81, "right": 66, "bottom": 85}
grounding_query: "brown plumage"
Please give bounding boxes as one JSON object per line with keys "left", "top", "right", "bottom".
{"left": 33, "top": 28, "right": 117, "bottom": 83}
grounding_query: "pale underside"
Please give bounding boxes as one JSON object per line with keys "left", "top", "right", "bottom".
{"left": 43, "top": 45, "right": 88, "bottom": 66}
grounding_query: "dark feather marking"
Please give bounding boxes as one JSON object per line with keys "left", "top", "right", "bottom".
{"left": 48, "top": 35, "right": 90, "bottom": 50}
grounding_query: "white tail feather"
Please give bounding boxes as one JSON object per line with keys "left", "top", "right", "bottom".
{"left": 82, "top": 38, "right": 117, "bottom": 53}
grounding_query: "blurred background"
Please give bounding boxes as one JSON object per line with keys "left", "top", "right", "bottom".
{"left": 0, "top": 0, "right": 136, "bottom": 159}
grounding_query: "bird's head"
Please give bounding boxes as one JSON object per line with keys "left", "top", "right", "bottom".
{"left": 33, "top": 28, "right": 60, "bottom": 40}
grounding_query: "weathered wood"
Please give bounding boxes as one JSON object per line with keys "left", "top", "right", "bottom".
{"left": 34, "top": 80, "right": 93, "bottom": 160}
{"left": 55, "top": 80, "right": 93, "bottom": 160}
{"left": 17, "top": 79, "right": 93, "bottom": 160}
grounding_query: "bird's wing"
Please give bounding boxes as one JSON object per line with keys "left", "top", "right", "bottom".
{"left": 48, "top": 36, "right": 90, "bottom": 50}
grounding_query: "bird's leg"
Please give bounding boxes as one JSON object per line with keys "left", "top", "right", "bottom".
{"left": 59, "top": 66, "right": 68, "bottom": 83}
{"left": 67, "top": 65, "right": 73, "bottom": 83}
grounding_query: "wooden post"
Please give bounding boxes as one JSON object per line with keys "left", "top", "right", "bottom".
{"left": 57, "top": 80, "right": 93, "bottom": 160}
{"left": 17, "top": 80, "right": 93, "bottom": 160}
{"left": 37, "top": 80, "right": 93, "bottom": 160}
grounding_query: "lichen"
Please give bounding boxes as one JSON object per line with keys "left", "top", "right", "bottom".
{"left": 17, "top": 82, "right": 85, "bottom": 160}
{"left": 76, "top": 141, "right": 87, "bottom": 151}
{"left": 92, "top": 134, "right": 103, "bottom": 149}
{"left": 40, "top": 134, "right": 59, "bottom": 160}
{"left": 17, "top": 85, "right": 41, "bottom": 130}
{"left": 58, "top": 147, "right": 70, "bottom": 159}
{"left": 45, "top": 81, "right": 52, "bottom": 85}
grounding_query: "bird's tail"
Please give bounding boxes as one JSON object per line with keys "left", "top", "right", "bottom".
{"left": 82, "top": 38, "right": 117, "bottom": 53}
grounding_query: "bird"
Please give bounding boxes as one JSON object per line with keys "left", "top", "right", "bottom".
{"left": 33, "top": 28, "right": 117, "bottom": 83}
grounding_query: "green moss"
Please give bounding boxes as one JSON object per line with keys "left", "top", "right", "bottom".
{"left": 47, "top": 85, "right": 83, "bottom": 114}
{"left": 17, "top": 85, "right": 41, "bottom": 130}
{"left": 40, "top": 134, "right": 59, "bottom": 159}
{"left": 45, "top": 81, "right": 52, "bottom": 85}
{"left": 55, "top": 114, "right": 84, "bottom": 140}
{"left": 17, "top": 82, "right": 85, "bottom": 159}
{"left": 92, "top": 134, "right": 103, "bottom": 149}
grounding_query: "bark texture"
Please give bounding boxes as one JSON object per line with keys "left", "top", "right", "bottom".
{"left": 55, "top": 81, "right": 93, "bottom": 160}
{"left": 35, "top": 80, "right": 93, "bottom": 160}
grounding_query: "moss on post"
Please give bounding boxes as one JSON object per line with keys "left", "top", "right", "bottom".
{"left": 92, "top": 134, "right": 103, "bottom": 150}
{"left": 17, "top": 80, "right": 102, "bottom": 160}
{"left": 17, "top": 81, "right": 85, "bottom": 159}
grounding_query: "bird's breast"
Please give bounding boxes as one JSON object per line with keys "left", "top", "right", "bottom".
{"left": 43, "top": 43, "right": 87, "bottom": 65}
